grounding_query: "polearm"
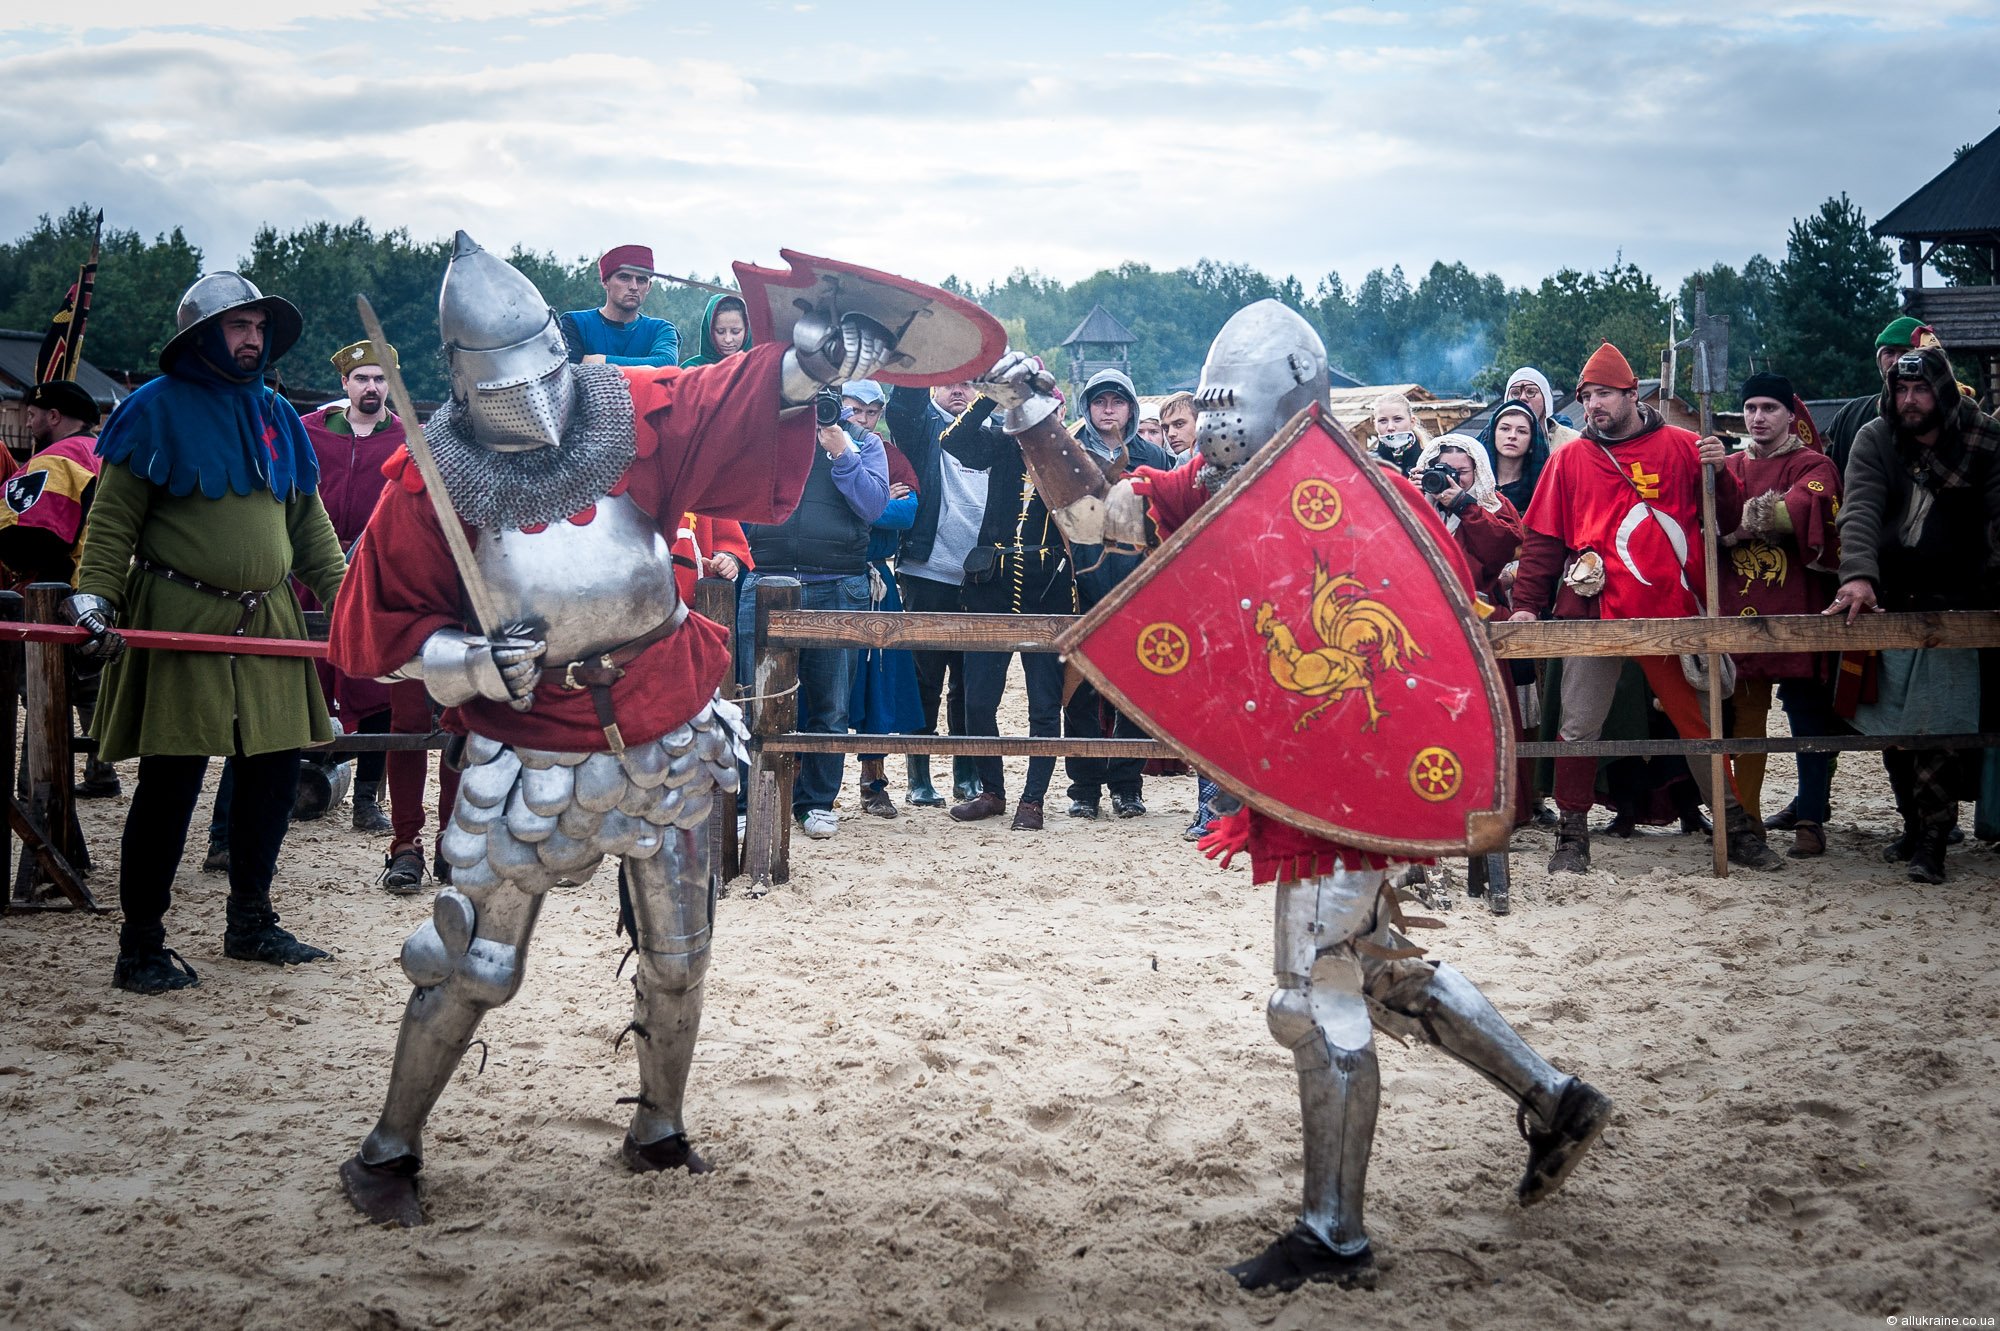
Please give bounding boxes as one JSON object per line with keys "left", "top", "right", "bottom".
{"left": 353, "top": 294, "right": 532, "bottom": 711}
{"left": 1685, "top": 279, "right": 1729, "bottom": 877}
{"left": 67, "top": 210, "right": 104, "bottom": 375}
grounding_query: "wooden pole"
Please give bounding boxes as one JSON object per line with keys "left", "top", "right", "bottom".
{"left": 694, "top": 576, "right": 740, "bottom": 886}
{"left": 0, "top": 591, "right": 19, "bottom": 909}
{"left": 18, "top": 583, "right": 95, "bottom": 910}
{"left": 744, "top": 578, "right": 800, "bottom": 893}
{"left": 1698, "top": 401, "right": 1729, "bottom": 878}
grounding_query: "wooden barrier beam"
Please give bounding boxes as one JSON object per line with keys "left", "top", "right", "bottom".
{"left": 768, "top": 731, "right": 1998, "bottom": 760}
{"left": 760, "top": 608, "right": 2000, "bottom": 658}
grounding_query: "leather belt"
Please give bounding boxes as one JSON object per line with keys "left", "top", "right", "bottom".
{"left": 136, "top": 558, "right": 278, "bottom": 636}
{"left": 555, "top": 601, "right": 689, "bottom": 753}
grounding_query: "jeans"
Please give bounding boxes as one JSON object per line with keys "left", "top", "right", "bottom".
{"left": 1777, "top": 677, "right": 1847, "bottom": 825}
{"left": 738, "top": 571, "right": 870, "bottom": 818}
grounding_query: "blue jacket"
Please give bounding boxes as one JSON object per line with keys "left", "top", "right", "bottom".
{"left": 559, "top": 308, "right": 680, "bottom": 367}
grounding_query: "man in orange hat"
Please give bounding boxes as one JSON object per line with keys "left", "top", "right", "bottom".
{"left": 558, "top": 244, "right": 680, "bottom": 368}
{"left": 1507, "top": 341, "right": 1784, "bottom": 873}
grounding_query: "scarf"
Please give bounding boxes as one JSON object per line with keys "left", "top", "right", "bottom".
{"left": 95, "top": 322, "right": 318, "bottom": 501}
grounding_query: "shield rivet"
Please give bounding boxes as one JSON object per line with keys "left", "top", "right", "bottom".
{"left": 1240, "top": 598, "right": 1252, "bottom": 611}
{"left": 1406, "top": 677, "right": 1418, "bottom": 689}
{"left": 1244, "top": 700, "right": 1257, "bottom": 712}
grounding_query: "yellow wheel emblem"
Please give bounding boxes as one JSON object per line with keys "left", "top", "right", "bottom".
{"left": 1409, "top": 746, "right": 1463, "bottom": 802}
{"left": 1137, "top": 622, "right": 1190, "bottom": 675}
{"left": 1806, "top": 479, "right": 1825, "bottom": 492}
{"left": 1290, "top": 478, "right": 1343, "bottom": 531}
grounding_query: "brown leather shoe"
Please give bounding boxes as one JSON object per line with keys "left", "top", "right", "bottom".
{"left": 1011, "top": 798, "right": 1044, "bottom": 831}
{"left": 949, "top": 791, "right": 1006, "bottom": 822}
{"left": 1788, "top": 821, "right": 1826, "bottom": 858}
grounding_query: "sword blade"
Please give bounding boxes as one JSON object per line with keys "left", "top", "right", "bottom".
{"left": 354, "top": 294, "right": 532, "bottom": 709}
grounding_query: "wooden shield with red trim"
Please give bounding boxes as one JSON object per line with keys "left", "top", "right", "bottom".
{"left": 1057, "top": 406, "right": 1514, "bottom": 856}
{"left": 731, "top": 250, "right": 1006, "bottom": 388}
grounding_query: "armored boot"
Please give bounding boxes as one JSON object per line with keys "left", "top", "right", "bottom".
{"left": 1548, "top": 810, "right": 1590, "bottom": 874}
{"left": 618, "top": 849, "right": 714, "bottom": 1175}
{"left": 352, "top": 780, "right": 394, "bottom": 833}
{"left": 1368, "top": 958, "right": 1607, "bottom": 1206}
{"left": 904, "top": 755, "right": 944, "bottom": 807}
{"left": 1724, "top": 806, "right": 1784, "bottom": 871}
{"left": 951, "top": 756, "right": 981, "bottom": 802}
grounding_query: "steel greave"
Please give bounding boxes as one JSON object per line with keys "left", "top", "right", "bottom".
{"left": 1366, "top": 959, "right": 1566, "bottom": 1129}
{"left": 622, "top": 826, "right": 714, "bottom": 1146}
{"left": 360, "top": 881, "right": 544, "bottom": 1167}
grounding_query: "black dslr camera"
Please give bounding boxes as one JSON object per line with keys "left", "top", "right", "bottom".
{"left": 814, "top": 386, "right": 842, "bottom": 427}
{"left": 1417, "top": 461, "right": 1460, "bottom": 496}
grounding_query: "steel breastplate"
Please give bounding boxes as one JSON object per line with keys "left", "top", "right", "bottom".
{"left": 475, "top": 492, "right": 677, "bottom": 664}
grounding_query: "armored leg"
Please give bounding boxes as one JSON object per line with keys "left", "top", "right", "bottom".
{"left": 619, "top": 824, "right": 714, "bottom": 1172}
{"left": 1229, "top": 869, "right": 1385, "bottom": 1291}
{"left": 1364, "top": 945, "right": 1609, "bottom": 1204}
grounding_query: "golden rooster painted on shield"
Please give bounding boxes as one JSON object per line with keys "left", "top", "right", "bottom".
{"left": 1253, "top": 556, "right": 1426, "bottom": 733}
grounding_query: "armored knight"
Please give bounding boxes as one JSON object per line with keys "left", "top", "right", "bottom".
{"left": 976, "top": 302, "right": 1614, "bottom": 1291}
{"left": 332, "top": 233, "right": 898, "bottom": 1226}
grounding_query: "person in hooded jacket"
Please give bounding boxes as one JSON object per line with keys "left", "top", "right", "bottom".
{"left": 1831, "top": 345, "right": 2000, "bottom": 882}
{"left": 1064, "top": 369, "right": 1175, "bottom": 820}
{"left": 1501, "top": 367, "right": 1581, "bottom": 450}
{"left": 679, "top": 293, "right": 753, "bottom": 369}
{"left": 1479, "top": 399, "right": 1552, "bottom": 520}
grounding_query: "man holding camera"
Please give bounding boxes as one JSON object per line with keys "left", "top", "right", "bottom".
{"left": 737, "top": 387, "right": 890, "bottom": 839}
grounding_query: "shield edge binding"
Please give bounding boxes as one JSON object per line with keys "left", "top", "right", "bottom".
{"left": 1056, "top": 403, "right": 1516, "bottom": 857}
{"left": 729, "top": 249, "right": 1007, "bottom": 388}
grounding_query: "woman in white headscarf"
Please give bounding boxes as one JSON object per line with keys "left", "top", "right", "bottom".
{"left": 1410, "top": 432, "right": 1521, "bottom": 603}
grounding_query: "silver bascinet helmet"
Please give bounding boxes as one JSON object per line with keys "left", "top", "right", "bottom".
{"left": 1193, "top": 299, "right": 1330, "bottom": 470}
{"left": 440, "top": 230, "right": 576, "bottom": 453}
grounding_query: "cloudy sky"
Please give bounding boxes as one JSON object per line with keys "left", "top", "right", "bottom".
{"left": 3, "top": 2, "right": 1995, "bottom": 293}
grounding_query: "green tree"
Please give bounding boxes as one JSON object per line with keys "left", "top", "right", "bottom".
{"left": 0, "top": 203, "right": 202, "bottom": 373}
{"left": 1768, "top": 193, "right": 1900, "bottom": 397}
{"left": 1494, "top": 260, "right": 1667, "bottom": 393}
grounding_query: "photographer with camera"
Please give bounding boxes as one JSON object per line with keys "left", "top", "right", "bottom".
{"left": 736, "top": 384, "right": 890, "bottom": 840}
{"left": 1409, "top": 434, "right": 1522, "bottom": 605}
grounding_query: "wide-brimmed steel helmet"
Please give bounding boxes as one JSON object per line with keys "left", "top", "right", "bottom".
{"left": 158, "top": 272, "right": 304, "bottom": 373}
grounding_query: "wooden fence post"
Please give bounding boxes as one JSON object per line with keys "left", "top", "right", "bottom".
{"left": 0, "top": 590, "right": 19, "bottom": 908}
{"left": 743, "top": 577, "right": 800, "bottom": 893}
{"left": 694, "top": 576, "right": 741, "bottom": 887}
{"left": 13, "top": 583, "right": 94, "bottom": 910}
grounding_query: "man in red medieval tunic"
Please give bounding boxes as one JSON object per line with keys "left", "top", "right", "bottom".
{"left": 1508, "top": 342, "right": 1784, "bottom": 873}
{"left": 1700, "top": 373, "right": 1844, "bottom": 856}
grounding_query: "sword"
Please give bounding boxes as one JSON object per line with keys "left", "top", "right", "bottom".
{"left": 354, "top": 294, "right": 533, "bottom": 712}
{"left": 607, "top": 265, "right": 738, "bottom": 298}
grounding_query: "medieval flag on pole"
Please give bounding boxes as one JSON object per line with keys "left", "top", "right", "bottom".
{"left": 35, "top": 209, "right": 105, "bottom": 385}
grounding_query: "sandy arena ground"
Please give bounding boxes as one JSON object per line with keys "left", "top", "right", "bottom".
{"left": 2, "top": 706, "right": 1997, "bottom": 1331}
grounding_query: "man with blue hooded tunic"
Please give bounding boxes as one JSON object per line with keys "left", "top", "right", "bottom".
{"left": 67, "top": 273, "right": 348, "bottom": 995}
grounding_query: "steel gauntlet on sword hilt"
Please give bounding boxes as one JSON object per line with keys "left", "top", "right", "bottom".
{"left": 415, "top": 627, "right": 545, "bottom": 710}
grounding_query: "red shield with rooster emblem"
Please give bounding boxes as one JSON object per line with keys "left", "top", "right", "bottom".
{"left": 1057, "top": 406, "right": 1514, "bottom": 856}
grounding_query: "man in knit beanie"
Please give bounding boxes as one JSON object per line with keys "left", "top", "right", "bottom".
{"left": 1507, "top": 341, "right": 1785, "bottom": 874}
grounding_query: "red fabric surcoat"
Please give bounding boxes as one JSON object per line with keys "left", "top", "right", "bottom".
{"left": 1129, "top": 454, "right": 1480, "bottom": 882}
{"left": 1521, "top": 422, "right": 1708, "bottom": 619}
{"left": 1713, "top": 445, "right": 1841, "bottom": 679}
{"left": 329, "top": 344, "right": 812, "bottom": 751}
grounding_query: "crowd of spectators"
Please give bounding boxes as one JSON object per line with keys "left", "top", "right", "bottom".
{"left": 6, "top": 242, "right": 1995, "bottom": 998}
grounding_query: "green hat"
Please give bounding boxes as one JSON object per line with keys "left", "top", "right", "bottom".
{"left": 1875, "top": 316, "right": 1924, "bottom": 349}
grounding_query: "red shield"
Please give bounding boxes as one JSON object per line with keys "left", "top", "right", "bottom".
{"left": 731, "top": 250, "right": 1006, "bottom": 388}
{"left": 1058, "top": 406, "right": 1514, "bottom": 856}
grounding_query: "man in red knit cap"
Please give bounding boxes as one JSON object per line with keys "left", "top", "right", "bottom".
{"left": 557, "top": 244, "right": 681, "bottom": 368}
{"left": 1507, "top": 342, "right": 1782, "bottom": 872}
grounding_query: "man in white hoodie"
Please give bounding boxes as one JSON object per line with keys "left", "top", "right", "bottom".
{"left": 1504, "top": 366, "right": 1581, "bottom": 448}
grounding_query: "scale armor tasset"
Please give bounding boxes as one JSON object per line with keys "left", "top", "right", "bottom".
{"left": 1194, "top": 299, "right": 1330, "bottom": 488}
{"left": 440, "top": 230, "right": 578, "bottom": 452}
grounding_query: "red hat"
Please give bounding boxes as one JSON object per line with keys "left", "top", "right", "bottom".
{"left": 598, "top": 244, "right": 655, "bottom": 282}
{"left": 1577, "top": 341, "right": 1637, "bottom": 392}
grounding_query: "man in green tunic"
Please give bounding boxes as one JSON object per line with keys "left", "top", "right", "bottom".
{"left": 67, "top": 272, "right": 348, "bottom": 995}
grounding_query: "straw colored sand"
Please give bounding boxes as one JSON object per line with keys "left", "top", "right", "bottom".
{"left": 2, "top": 745, "right": 1995, "bottom": 1330}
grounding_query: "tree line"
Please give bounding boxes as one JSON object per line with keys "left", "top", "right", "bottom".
{"left": 0, "top": 190, "right": 1944, "bottom": 407}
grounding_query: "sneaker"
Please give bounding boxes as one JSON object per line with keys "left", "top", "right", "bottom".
{"left": 1182, "top": 820, "right": 1212, "bottom": 842}
{"left": 797, "top": 808, "right": 838, "bottom": 839}
{"left": 380, "top": 845, "right": 426, "bottom": 895}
